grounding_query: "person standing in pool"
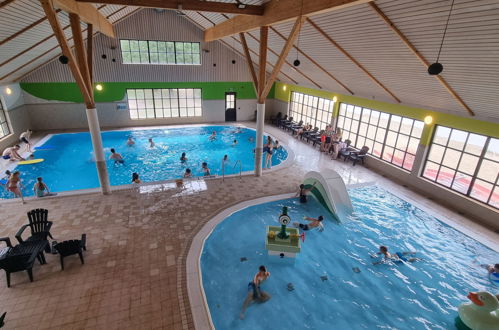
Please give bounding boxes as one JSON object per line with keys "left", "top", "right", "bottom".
{"left": 184, "top": 168, "right": 192, "bottom": 178}
{"left": 132, "top": 173, "right": 141, "bottom": 183}
{"left": 372, "top": 246, "right": 418, "bottom": 265}
{"left": 263, "top": 136, "right": 273, "bottom": 169}
{"left": 293, "top": 215, "right": 324, "bottom": 231}
{"left": 202, "top": 162, "right": 210, "bottom": 176}
{"left": 109, "top": 148, "right": 124, "bottom": 164}
{"left": 127, "top": 136, "right": 135, "bottom": 146}
{"left": 20, "top": 129, "right": 33, "bottom": 153}
{"left": 148, "top": 138, "right": 155, "bottom": 148}
{"left": 296, "top": 182, "right": 317, "bottom": 203}
{"left": 180, "top": 152, "right": 187, "bottom": 163}
{"left": 0, "top": 170, "right": 11, "bottom": 189}
{"left": 232, "top": 139, "right": 238, "bottom": 147}
{"left": 7, "top": 171, "right": 24, "bottom": 203}
{"left": 209, "top": 131, "right": 217, "bottom": 141}
{"left": 240, "top": 265, "right": 271, "bottom": 320}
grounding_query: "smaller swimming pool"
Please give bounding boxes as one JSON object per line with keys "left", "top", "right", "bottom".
{"left": 1, "top": 125, "right": 288, "bottom": 199}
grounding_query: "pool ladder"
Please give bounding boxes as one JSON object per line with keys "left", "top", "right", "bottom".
{"left": 221, "top": 159, "right": 243, "bottom": 182}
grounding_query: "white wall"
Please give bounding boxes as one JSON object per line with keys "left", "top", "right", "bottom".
{"left": 0, "top": 83, "right": 31, "bottom": 151}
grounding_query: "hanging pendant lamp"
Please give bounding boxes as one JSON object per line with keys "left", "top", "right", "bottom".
{"left": 428, "top": 0, "right": 456, "bottom": 75}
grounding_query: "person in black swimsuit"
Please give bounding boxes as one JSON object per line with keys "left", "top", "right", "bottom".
{"left": 294, "top": 215, "right": 324, "bottom": 231}
{"left": 296, "top": 182, "right": 317, "bottom": 203}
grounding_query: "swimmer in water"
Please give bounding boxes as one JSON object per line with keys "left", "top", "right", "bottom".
{"left": 372, "top": 246, "right": 419, "bottom": 265}
{"left": 293, "top": 215, "right": 324, "bottom": 232}
{"left": 248, "top": 137, "right": 254, "bottom": 143}
{"left": 481, "top": 263, "right": 499, "bottom": 275}
{"left": 132, "top": 172, "right": 141, "bottom": 184}
{"left": 296, "top": 182, "right": 317, "bottom": 203}
{"left": 109, "top": 148, "right": 124, "bottom": 164}
{"left": 209, "top": 131, "right": 217, "bottom": 141}
{"left": 232, "top": 139, "right": 238, "bottom": 147}
{"left": 223, "top": 154, "right": 228, "bottom": 163}
{"left": 126, "top": 137, "right": 135, "bottom": 146}
{"left": 202, "top": 162, "right": 210, "bottom": 176}
{"left": 184, "top": 168, "right": 192, "bottom": 178}
{"left": 148, "top": 138, "right": 155, "bottom": 148}
{"left": 240, "top": 265, "right": 271, "bottom": 320}
{"left": 180, "top": 152, "right": 187, "bottom": 162}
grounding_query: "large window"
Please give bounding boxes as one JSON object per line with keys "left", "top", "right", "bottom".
{"left": 423, "top": 126, "right": 498, "bottom": 209}
{"left": 126, "top": 88, "right": 202, "bottom": 119}
{"left": 288, "top": 92, "right": 334, "bottom": 130}
{"left": 120, "top": 40, "right": 201, "bottom": 65}
{"left": 336, "top": 103, "right": 423, "bottom": 171}
{"left": 0, "top": 99, "right": 10, "bottom": 139}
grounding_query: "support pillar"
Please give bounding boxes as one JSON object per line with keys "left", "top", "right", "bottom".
{"left": 86, "top": 107, "right": 111, "bottom": 194}
{"left": 254, "top": 102, "right": 265, "bottom": 177}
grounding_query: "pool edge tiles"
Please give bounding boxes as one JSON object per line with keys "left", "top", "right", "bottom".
{"left": 0, "top": 123, "right": 294, "bottom": 202}
{"left": 186, "top": 193, "right": 296, "bottom": 330}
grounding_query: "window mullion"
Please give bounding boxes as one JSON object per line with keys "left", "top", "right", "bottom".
{"left": 450, "top": 132, "right": 470, "bottom": 189}
{"left": 380, "top": 115, "right": 391, "bottom": 160}
{"left": 466, "top": 137, "right": 490, "bottom": 196}
{"left": 486, "top": 171, "right": 499, "bottom": 204}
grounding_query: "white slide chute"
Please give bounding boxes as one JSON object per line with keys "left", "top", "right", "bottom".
{"left": 303, "top": 170, "right": 353, "bottom": 222}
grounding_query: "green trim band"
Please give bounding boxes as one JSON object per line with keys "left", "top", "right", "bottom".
{"left": 20, "top": 81, "right": 272, "bottom": 103}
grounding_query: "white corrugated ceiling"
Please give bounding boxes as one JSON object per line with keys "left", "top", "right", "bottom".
{"left": 1, "top": 0, "right": 498, "bottom": 122}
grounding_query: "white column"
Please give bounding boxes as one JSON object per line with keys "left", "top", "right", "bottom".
{"left": 86, "top": 107, "right": 111, "bottom": 195}
{"left": 254, "top": 102, "right": 265, "bottom": 176}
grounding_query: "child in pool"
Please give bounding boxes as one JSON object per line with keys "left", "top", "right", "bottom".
{"left": 240, "top": 265, "right": 271, "bottom": 320}
{"left": 372, "top": 246, "right": 419, "bottom": 265}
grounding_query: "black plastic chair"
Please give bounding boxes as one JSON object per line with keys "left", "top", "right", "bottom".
{"left": 54, "top": 234, "right": 86, "bottom": 270}
{"left": 304, "top": 127, "right": 319, "bottom": 143}
{"left": 277, "top": 114, "right": 288, "bottom": 128}
{"left": 0, "top": 237, "right": 46, "bottom": 287}
{"left": 290, "top": 120, "right": 303, "bottom": 134}
{"left": 271, "top": 112, "right": 282, "bottom": 126}
{"left": 348, "top": 146, "right": 369, "bottom": 166}
{"left": 16, "top": 209, "right": 53, "bottom": 252}
{"left": 338, "top": 139, "right": 353, "bottom": 160}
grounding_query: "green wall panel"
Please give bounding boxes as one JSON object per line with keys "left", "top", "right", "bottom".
{"left": 274, "top": 82, "right": 499, "bottom": 145}
{"left": 20, "top": 81, "right": 258, "bottom": 103}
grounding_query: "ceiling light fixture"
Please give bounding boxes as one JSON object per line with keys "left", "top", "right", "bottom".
{"left": 5, "top": 87, "right": 12, "bottom": 95}
{"left": 95, "top": 84, "right": 103, "bottom": 91}
{"left": 428, "top": 0, "right": 455, "bottom": 75}
{"left": 424, "top": 115, "right": 433, "bottom": 125}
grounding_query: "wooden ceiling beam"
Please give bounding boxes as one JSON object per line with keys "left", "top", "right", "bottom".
{"left": 87, "top": 24, "right": 93, "bottom": 84}
{"left": 368, "top": 2, "right": 474, "bottom": 116}
{"left": 306, "top": 17, "right": 399, "bottom": 102}
{"left": 75, "top": 0, "right": 264, "bottom": 16}
{"left": 261, "top": 16, "right": 305, "bottom": 101}
{"left": 0, "top": 0, "right": 16, "bottom": 8}
{"left": 239, "top": 33, "right": 259, "bottom": 93}
{"left": 69, "top": 13, "right": 93, "bottom": 98}
{"left": 205, "top": 0, "right": 371, "bottom": 41}
{"left": 52, "top": 0, "right": 115, "bottom": 37}
{"left": 269, "top": 26, "right": 353, "bottom": 95}
{"left": 40, "top": 0, "right": 93, "bottom": 106}
{"left": 257, "top": 26, "right": 268, "bottom": 103}
{"left": 246, "top": 31, "right": 321, "bottom": 89}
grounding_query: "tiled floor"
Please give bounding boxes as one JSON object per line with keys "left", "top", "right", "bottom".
{"left": 0, "top": 123, "right": 497, "bottom": 329}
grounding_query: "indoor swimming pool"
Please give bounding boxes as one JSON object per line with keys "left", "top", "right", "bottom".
{"left": 200, "top": 186, "right": 499, "bottom": 329}
{"left": 0, "top": 125, "right": 287, "bottom": 199}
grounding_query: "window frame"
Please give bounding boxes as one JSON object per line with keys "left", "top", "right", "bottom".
{"left": 126, "top": 88, "right": 202, "bottom": 120}
{"left": 336, "top": 102, "right": 423, "bottom": 172}
{"left": 422, "top": 125, "right": 498, "bottom": 209}
{"left": 0, "top": 98, "right": 11, "bottom": 139}
{"left": 288, "top": 91, "right": 334, "bottom": 130}
{"left": 120, "top": 39, "right": 201, "bottom": 65}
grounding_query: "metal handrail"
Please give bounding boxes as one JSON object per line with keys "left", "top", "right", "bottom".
{"left": 233, "top": 160, "right": 242, "bottom": 180}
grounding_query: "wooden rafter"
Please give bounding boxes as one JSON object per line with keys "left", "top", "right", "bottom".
{"left": 261, "top": 16, "right": 305, "bottom": 101}
{"left": 10, "top": 6, "right": 140, "bottom": 83}
{"left": 87, "top": 24, "right": 93, "bottom": 84}
{"left": 269, "top": 26, "right": 353, "bottom": 95}
{"left": 40, "top": 0, "right": 93, "bottom": 106}
{"left": 240, "top": 33, "right": 258, "bottom": 92}
{"left": 257, "top": 26, "right": 268, "bottom": 103}
{"left": 69, "top": 13, "right": 92, "bottom": 97}
{"left": 205, "top": 0, "right": 371, "bottom": 41}
{"left": 52, "top": 0, "right": 115, "bottom": 37}
{"left": 246, "top": 31, "right": 321, "bottom": 89}
{"left": 306, "top": 17, "right": 399, "bottom": 102}
{"left": 0, "top": 0, "right": 16, "bottom": 8}
{"left": 76, "top": 0, "right": 264, "bottom": 16}
{"left": 368, "top": 2, "right": 474, "bottom": 116}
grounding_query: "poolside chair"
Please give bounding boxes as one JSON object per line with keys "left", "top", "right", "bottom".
{"left": 304, "top": 127, "right": 319, "bottom": 143}
{"left": 271, "top": 112, "right": 282, "bottom": 126}
{"left": 312, "top": 130, "right": 325, "bottom": 147}
{"left": 277, "top": 114, "right": 288, "bottom": 128}
{"left": 54, "top": 234, "right": 86, "bottom": 270}
{"left": 16, "top": 209, "right": 53, "bottom": 253}
{"left": 338, "top": 140, "right": 353, "bottom": 160}
{"left": 290, "top": 120, "right": 303, "bottom": 134}
{"left": 281, "top": 116, "right": 294, "bottom": 130}
{"left": 348, "top": 146, "right": 369, "bottom": 166}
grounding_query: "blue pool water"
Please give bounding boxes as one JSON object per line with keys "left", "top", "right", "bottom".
{"left": 1, "top": 126, "right": 287, "bottom": 199}
{"left": 201, "top": 186, "right": 499, "bottom": 329}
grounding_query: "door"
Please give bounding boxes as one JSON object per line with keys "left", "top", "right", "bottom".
{"left": 225, "top": 92, "right": 236, "bottom": 122}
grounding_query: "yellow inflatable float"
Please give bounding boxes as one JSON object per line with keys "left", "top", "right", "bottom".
{"left": 457, "top": 291, "right": 499, "bottom": 330}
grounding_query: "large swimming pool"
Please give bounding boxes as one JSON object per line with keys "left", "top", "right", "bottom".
{"left": 201, "top": 186, "right": 498, "bottom": 329}
{"left": 1, "top": 125, "right": 287, "bottom": 199}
